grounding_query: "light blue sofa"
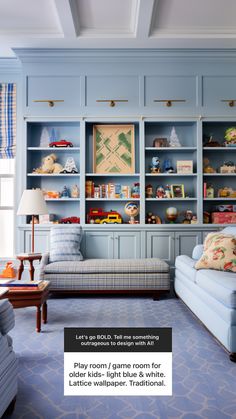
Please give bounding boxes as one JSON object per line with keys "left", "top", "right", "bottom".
{"left": 175, "top": 227, "right": 236, "bottom": 362}
{"left": 0, "top": 299, "right": 18, "bottom": 417}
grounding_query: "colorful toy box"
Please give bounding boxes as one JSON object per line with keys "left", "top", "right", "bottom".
{"left": 211, "top": 212, "right": 236, "bottom": 224}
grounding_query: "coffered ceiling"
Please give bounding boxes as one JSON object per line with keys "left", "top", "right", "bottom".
{"left": 0, "top": 0, "right": 236, "bottom": 57}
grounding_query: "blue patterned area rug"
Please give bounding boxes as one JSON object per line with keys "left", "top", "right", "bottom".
{"left": 8, "top": 296, "right": 236, "bottom": 419}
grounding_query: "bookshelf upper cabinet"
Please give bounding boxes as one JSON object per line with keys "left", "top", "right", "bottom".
{"left": 25, "top": 76, "right": 81, "bottom": 116}
{"left": 85, "top": 75, "right": 140, "bottom": 111}
{"left": 144, "top": 76, "right": 198, "bottom": 114}
{"left": 202, "top": 76, "right": 236, "bottom": 115}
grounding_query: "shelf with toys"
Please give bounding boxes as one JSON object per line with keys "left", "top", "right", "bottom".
{"left": 85, "top": 121, "right": 140, "bottom": 224}
{"left": 25, "top": 120, "right": 81, "bottom": 224}
{"left": 202, "top": 121, "right": 236, "bottom": 225}
{"left": 144, "top": 121, "right": 198, "bottom": 225}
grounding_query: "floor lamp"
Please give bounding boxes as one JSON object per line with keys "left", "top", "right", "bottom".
{"left": 17, "top": 189, "right": 48, "bottom": 254}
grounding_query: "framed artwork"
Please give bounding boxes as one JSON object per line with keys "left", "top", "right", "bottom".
{"left": 171, "top": 184, "right": 185, "bottom": 198}
{"left": 93, "top": 124, "right": 135, "bottom": 174}
{"left": 177, "top": 160, "right": 193, "bottom": 174}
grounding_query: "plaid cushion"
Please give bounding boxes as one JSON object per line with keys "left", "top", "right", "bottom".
{"left": 42, "top": 258, "right": 170, "bottom": 290}
{"left": 45, "top": 258, "right": 169, "bottom": 274}
{"left": 49, "top": 225, "right": 83, "bottom": 262}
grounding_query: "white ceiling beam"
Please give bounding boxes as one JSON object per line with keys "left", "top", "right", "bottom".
{"left": 54, "top": 0, "right": 79, "bottom": 38}
{"left": 135, "top": 0, "right": 156, "bottom": 38}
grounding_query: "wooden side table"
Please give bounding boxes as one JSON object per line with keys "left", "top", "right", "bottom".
{"left": 17, "top": 254, "right": 42, "bottom": 281}
{"left": 3, "top": 281, "right": 50, "bottom": 332}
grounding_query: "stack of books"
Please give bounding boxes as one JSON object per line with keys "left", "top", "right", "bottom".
{"left": 0, "top": 279, "right": 43, "bottom": 290}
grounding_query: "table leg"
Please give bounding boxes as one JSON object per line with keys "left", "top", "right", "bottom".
{"left": 29, "top": 260, "right": 35, "bottom": 281}
{"left": 36, "top": 306, "right": 41, "bottom": 332}
{"left": 42, "top": 301, "right": 47, "bottom": 324}
{"left": 18, "top": 260, "right": 24, "bottom": 280}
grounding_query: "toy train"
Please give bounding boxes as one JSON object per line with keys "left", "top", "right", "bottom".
{"left": 87, "top": 208, "right": 122, "bottom": 224}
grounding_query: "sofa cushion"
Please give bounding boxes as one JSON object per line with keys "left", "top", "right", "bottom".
{"left": 175, "top": 255, "right": 197, "bottom": 282}
{"left": 195, "top": 269, "right": 236, "bottom": 309}
{"left": 49, "top": 225, "right": 83, "bottom": 263}
{"left": 195, "top": 232, "right": 236, "bottom": 272}
{"left": 44, "top": 258, "right": 169, "bottom": 274}
{"left": 192, "top": 244, "right": 204, "bottom": 260}
{"left": 221, "top": 226, "right": 236, "bottom": 236}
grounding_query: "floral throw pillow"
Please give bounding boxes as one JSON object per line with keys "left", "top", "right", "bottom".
{"left": 195, "top": 232, "right": 236, "bottom": 272}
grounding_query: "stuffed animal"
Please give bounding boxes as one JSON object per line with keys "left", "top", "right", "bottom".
{"left": 33, "top": 154, "right": 63, "bottom": 174}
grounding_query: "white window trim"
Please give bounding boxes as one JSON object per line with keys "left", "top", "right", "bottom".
{"left": 0, "top": 167, "right": 15, "bottom": 259}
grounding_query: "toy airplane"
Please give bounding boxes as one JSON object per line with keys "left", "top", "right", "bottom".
{"left": 0, "top": 262, "right": 16, "bottom": 278}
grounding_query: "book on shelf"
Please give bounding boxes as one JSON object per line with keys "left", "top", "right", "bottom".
{"left": 203, "top": 182, "right": 207, "bottom": 198}
{"left": 0, "top": 279, "right": 43, "bottom": 288}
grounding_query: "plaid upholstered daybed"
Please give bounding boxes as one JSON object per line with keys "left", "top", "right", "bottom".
{"left": 39, "top": 226, "right": 170, "bottom": 298}
{"left": 40, "top": 256, "right": 170, "bottom": 298}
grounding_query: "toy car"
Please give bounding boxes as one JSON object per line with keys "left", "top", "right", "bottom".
{"left": 60, "top": 216, "right": 80, "bottom": 224}
{"left": 100, "top": 214, "right": 122, "bottom": 224}
{"left": 49, "top": 139, "right": 73, "bottom": 148}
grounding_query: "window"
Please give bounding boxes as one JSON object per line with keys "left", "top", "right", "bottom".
{"left": 0, "top": 159, "right": 15, "bottom": 257}
{"left": 0, "top": 83, "right": 16, "bottom": 258}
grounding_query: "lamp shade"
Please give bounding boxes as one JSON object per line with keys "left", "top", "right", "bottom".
{"left": 17, "top": 189, "right": 48, "bottom": 215}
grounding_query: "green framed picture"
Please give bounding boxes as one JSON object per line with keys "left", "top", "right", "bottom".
{"left": 93, "top": 124, "right": 135, "bottom": 174}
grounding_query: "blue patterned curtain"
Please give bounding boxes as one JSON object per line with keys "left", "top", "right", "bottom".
{"left": 0, "top": 83, "right": 16, "bottom": 158}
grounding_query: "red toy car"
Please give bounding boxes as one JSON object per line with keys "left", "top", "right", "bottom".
{"left": 49, "top": 139, "right": 73, "bottom": 148}
{"left": 60, "top": 216, "right": 80, "bottom": 224}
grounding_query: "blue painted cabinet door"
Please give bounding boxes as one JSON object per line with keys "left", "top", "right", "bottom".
{"left": 145, "top": 76, "right": 197, "bottom": 113}
{"left": 25, "top": 76, "right": 81, "bottom": 115}
{"left": 146, "top": 231, "right": 175, "bottom": 265}
{"left": 85, "top": 75, "right": 140, "bottom": 110}
{"left": 84, "top": 231, "right": 113, "bottom": 258}
{"left": 202, "top": 76, "right": 236, "bottom": 114}
{"left": 114, "top": 231, "right": 141, "bottom": 259}
{"left": 175, "top": 231, "right": 202, "bottom": 258}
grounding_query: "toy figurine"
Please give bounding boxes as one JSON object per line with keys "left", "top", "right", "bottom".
{"left": 163, "top": 159, "right": 174, "bottom": 173}
{"left": 124, "top": 202, "right": 139, "bottom": 224}
{"left": 224, "top": 127, "right": 236, "bottom": 146}
{"left": 150, "top": 157, "right": 161, "bottom": 174}
{"left": 131, "top": 182, "right": 140, "bottom": 198}
{"left": 166, "top": 207, "right": 178, "bottom": 223}
{"left": 156, "top": 185, "right": 165, "bottom": 198}
{"left": 191, "top": 215, "right": 198, "bottom": 224}
{"left": 61, "top": 186, "right": 70, "bottom": 198}
{"left": 60, "top": 157, "right": 79, "bottom": 174}
{"left": 71, "top": 184, "right": 80, "bottom": 198}
{"left": 146, "top": 184, "right": 153, "bottom": 198}
{"left": 164, "top": 185, "right": 172, "bottom": 198}
{"left": 203, "top": 158, "right": 216, "bottom": 174}
{"left": 182, "top": 210, "right": 193, "bottom": 224}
